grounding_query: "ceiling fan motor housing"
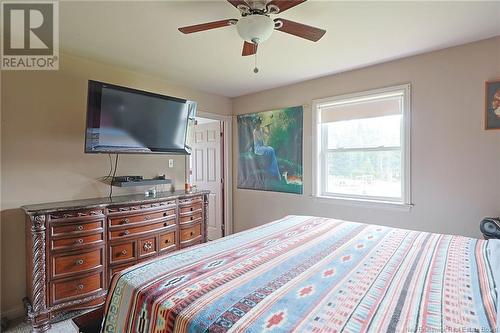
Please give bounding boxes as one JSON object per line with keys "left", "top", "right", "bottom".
{"left": 236, "top": 15, "right": 274, "bottom": 44}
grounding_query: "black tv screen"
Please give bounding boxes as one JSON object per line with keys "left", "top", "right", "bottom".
{"left": 85, "top": 80, "right": 196, "bottom": 154}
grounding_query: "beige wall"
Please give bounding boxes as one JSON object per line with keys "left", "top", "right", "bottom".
{"left": 0, "top": 54, "right": 231, "bottom": 318}
{"left": 232, "top": 37, "right": 500, "bottom": 237}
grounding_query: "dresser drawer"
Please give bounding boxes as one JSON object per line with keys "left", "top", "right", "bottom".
{"left": 180, "top": 223, "right": 202, "bottom": 242}
{"left": 178, "top": 196, "right": 203, "bottom": 207}
{"left": 138, "top": 237, "right": 157, "bottom": 258}
{"left": 108, "top": 208, "right": 175, "bottom": 227}
{"left": 179, "top": 212, "right": 203, "bottom": 224}
{"left": 51, "top": 233, "right": 103, "bottom": 251}
{"left": 109, "top": 221, "right": 173, "bottom": 240}
{"left": 179, "top": 203, "right": 203, "bottom": 215}
{"left": 138, "top": 256, "right": 156, "bottom": 265}
{"left": 107, "top": 200, "right": 176, "bottom": 214}
{"left": 110, "top": 241, "right": 135, "bottom": 264}
{"left": 51, "top": 271, "right": 103, "bottom": 305}
{"left": 180, "top": 238, "right": 203, "bottom": 249}
{"left": 159, "top": 231, "right": 176, "bottom": 252}
{"left": 52, "top": 248, "right": 103, "bottom": 279}
{"left": 49, "top": 210, "right": 105, "bottom": 222}
{"left": 51, "top": 220, "right": 104, "bottom": 237}
{"left": 109, "top": 262, "right": 136, "bottom": 280}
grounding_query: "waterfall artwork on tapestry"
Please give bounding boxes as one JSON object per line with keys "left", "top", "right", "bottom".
{"left": 237, "top": 106, "right": 303, "bottom": 194}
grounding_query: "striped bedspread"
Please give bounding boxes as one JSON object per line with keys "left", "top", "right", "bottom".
{"left": 102, "top": 216, "right": 499, "bottom": 333}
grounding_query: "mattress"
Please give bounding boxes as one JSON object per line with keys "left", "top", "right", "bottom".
{"left": 102, "top": 215, "right": 499, "bottom": 333}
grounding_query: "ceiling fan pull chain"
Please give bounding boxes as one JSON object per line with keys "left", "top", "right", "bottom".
{"left": 254, "top": 51, "right": 259, "bottom": 74}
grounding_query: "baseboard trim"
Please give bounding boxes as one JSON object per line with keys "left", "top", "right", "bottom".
{"left": 1, "top": 305, "right": 25, "bottom": 320}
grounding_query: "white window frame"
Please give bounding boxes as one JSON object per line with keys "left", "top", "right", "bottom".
{"left": 312, "top": 84, "right": 412, "bottom": 209}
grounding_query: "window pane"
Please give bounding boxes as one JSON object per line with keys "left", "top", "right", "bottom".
{"left": 325, "top": 150, "right": 401, "bottom": 198}
{"left": 327, "top": 115, "right": 401, "bottom": 149}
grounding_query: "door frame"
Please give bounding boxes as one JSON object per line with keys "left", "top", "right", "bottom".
{"left": 191, "top": 111, "right": 233, "bottom": 236}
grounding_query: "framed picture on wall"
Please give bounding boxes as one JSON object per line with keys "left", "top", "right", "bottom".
{"left": 237, "top": 106, "right": 303, "bottom": 194}
{"left": 485, "top": 79, "right": 500, "bottom": 130}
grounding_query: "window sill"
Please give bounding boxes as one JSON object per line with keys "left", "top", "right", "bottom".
{"left": 311, "top": 195, "right": 413, "bottom": 212}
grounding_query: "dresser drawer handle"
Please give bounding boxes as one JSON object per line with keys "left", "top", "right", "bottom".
{"left": 120, "top": 249, "right": 127, "bottom": 256}
{"left": 163, "top": 212, "right": 167, "bottom": 217}
{"left": 75, "top": 239, "right": 84, "bottom": 245}
{"left": 143, "top": 241, "right": 153, "bottom": 251}
{"left": 190, "top": 207, "right": 193, "bottom": 211}
{"left": 75, "top": 259, "right": 84, "bottom": 266}
{"left": 145, "top": 215, "right": 151, "bottom": 220}
{"left": 190, "top": 231, "right": 194, "bottom": 236}
{"left": 190, "top": 216, "right": 193, "bottom": 221}
{"left": 76, "top": 225, "right": 84, "bottom": 231}
{"left": 121, "top": 218, "right": 129, "bottom": 224}
{"left": 165, "top": 239, "right": 170, "bottom": 244}
{"left": 77, "top": 284, "right": 84, "bottom": 290}
{"left": 163, "top": 222, "right": 168, "bottom": 227}
{"left": 121, "top": 230, "right": 130, "bottom": 236}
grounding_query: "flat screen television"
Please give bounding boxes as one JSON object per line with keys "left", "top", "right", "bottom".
{"left": 85, "top": 80, "right": 196, "bottom": 154}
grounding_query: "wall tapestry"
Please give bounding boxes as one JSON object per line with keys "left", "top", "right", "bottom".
{"left": 237, "top": 106, "right": 303, "bottom": 194}
{"left": 485, "top": 79, "right": 500, "bottom": 130}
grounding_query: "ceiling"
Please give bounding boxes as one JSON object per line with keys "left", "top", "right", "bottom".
{"left": 60, "top": 1, "right": 500, "bottom": 97}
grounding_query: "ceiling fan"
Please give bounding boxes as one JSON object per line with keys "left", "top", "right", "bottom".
{"left": 178, "top": 0, "right": 326, "bottom": 72}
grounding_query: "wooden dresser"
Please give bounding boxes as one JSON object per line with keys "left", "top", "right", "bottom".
{"left": 22, "top": 191, "right": 208, "bottom": 332}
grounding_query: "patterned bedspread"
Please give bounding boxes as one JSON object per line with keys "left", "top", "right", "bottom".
{"left": 102, "top": 216, "right": 499, "bottom": 333}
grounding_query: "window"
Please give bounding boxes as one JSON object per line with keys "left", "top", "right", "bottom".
{"left": 313, "top": 84, "right": 411, "bottom": 206}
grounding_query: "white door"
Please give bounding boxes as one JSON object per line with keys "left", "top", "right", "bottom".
{"left": 190, "top": 121, "right": 223, "bottom": 240}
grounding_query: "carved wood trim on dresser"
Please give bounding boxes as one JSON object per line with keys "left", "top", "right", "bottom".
{"left": 22, "top": 191, "right": 209, "bottom": 332}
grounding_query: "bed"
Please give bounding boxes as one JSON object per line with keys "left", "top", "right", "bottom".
{"left": 101, "top": 215, "right": 499, "bottom": 333}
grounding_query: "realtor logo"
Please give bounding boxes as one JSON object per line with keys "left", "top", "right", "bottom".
{"left": 1, "top": 1, "right": 59, "bottom": 70}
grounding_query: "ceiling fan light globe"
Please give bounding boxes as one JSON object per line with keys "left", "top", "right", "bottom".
{"left": 236, "top": 15, "right": 274, "bottom": 44}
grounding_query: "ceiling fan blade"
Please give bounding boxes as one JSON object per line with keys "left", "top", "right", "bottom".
{"left": 227, "top": 0, "right": 250, "bottom": 9}
{"left": 274, "top": 18, "right": 326, "bottom": 42}
{"left": 242, "top": 41, "right": 257, "bottom": 56}
{"left": 267, "top": 0, "right": 307, "bottom": 13}
{"left": 178, "top": 19, "right": 236, "bottom": 34}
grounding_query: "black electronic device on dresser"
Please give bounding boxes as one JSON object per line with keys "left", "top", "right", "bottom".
{"left": 113, "top": 175, "right": 143, "bottom": 182}
{"left": 480, "top": 217, "right": 500, "bottom": 239}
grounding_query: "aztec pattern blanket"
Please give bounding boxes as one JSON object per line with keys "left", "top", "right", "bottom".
{"left": 102, "top": 216, "right": 499, "bottom": 333}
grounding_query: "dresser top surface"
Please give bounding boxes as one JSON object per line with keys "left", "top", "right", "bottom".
{"left": 21, "top": 190, "right": 209, "bottom": 215}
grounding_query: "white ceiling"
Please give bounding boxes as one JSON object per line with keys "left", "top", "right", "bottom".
{"left": 60, "top": 1, "right": 500, "bottom": 97}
